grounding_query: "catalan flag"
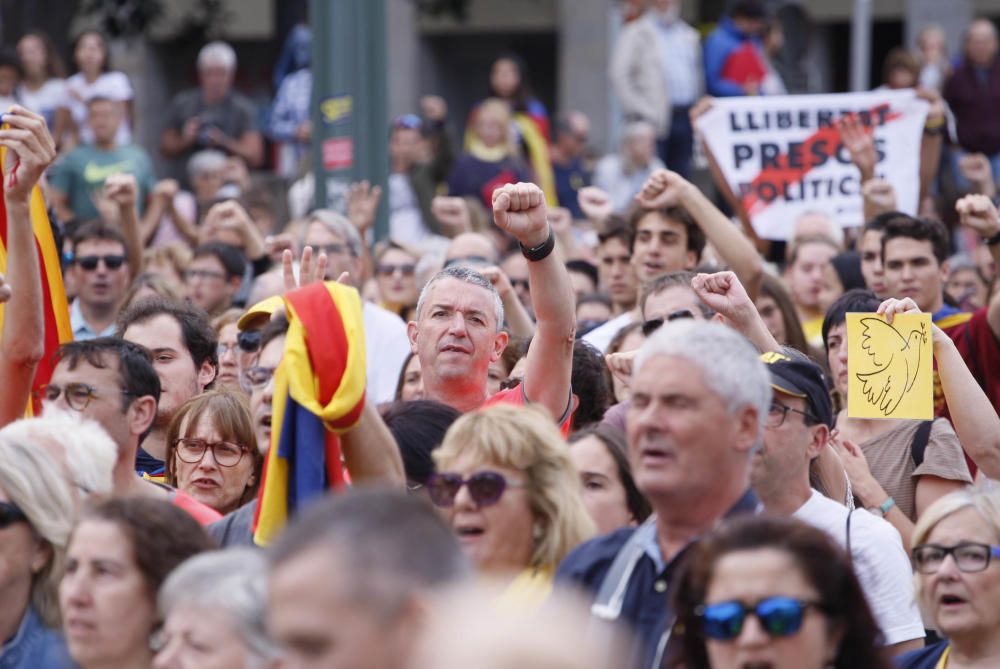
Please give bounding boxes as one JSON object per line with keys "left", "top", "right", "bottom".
{"left": 252, "top": 280, "right": 367, "bottom": 546}
{"left": 0, "top": 149, "right": 72, "bottom": 416}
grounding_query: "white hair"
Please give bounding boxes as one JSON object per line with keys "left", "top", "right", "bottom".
{"left": 304, "top": 209, "right": 363, "bottom": 258}
{"left": 187, "top": 149, "right": 228, "bottom": 182}
{"left": 415, "top": 266, "right": 505, "bottom": 331}
{"left": 159, "top": 549, "right": 280, "bottom": 667}
{"left": 634, "top": 320, "right": 771, "bottom": 444}
{"left": 3, "top": 410, "right": 116, "bottom": 499}
{"left": 197, "top": 41, "right": 237, "bottom": 71}
{"left": 0, "top": 438, "right": 76, "bottom": 626}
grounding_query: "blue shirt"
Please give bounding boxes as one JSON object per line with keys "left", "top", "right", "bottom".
{"left": 0, "top": 605, "right": 76, "bottom": 669}
{"left": 932, "top": 304, "right": 964, "bottom": 323}
{"left": 70, "top": 299, "right": 116, "bottom": 341}
{"left": 552, "top": 157, "right": 589, "bottom": 219}
{"left": 556, "top": 490, "right": 759, "bottom": 669}
{"left": 654, "top": 17, "right": 700, "bottom": 106}
{"left": 895, "top": 641, "right": 946, "bottom": 669}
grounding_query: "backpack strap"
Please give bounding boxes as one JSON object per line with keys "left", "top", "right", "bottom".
{"left": 911, "top": 420, "right": 934, "bottom": 468}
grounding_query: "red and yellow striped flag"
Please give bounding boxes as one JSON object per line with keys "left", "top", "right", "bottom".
{"left": 0, "top": 151, "right": 72, "bottom": 416}
{"left": 252, "top": 280, "right": 367, "bottom": 546}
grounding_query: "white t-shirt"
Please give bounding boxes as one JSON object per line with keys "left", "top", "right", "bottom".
{"left": 17, "top": 79, "right": 66, "bottom": 130}
{"left": 388, "top": 173, "right": 431, "bottom": 247}
{"left": 793, "top": 489, "right": 925, "bottom": 646}
{"left": 64, "top": 71, "right": 134, "bottom": 145}
{"left": 582, "top": 311, "right": 634, "bottom": 353}
{"left": 362, "top": 301, "right": 411, "bottom": 405}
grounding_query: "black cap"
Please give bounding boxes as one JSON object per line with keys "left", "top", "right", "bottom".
{"left": 759, "top": 347, "right": 834, "bottom": 428}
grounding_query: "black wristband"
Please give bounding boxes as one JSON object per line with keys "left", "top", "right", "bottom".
{"left": 984, "top": 229, "right": 1000, "bottom": 246}
{"left": 519, "top": 227, "right": 555, "bottom": 262}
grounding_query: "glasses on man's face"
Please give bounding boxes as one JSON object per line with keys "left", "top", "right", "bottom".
{"left": 425, "top": 471, "right": 526, "bottom": 508}
{"left": 765, "top": 402, "right": 818, "bottom": 429}
{"left": 912, "top": 542, "right": 1000, "bottom": 574}
{"left": 0, "top": 501, "right": 28, "bottom": 530}
{"left": 641, "top": 309, "right": 696, "bottom": 337}
{"left": 241, "top": 366, "right": 276, "bottom": 392}
{"left": 311, "top": 243, "right": 350, "bottom": 257}
{"left": 174, "top": 438, "right": 248, "bottom": 468}
{"left": 35, "top": 382, "right": 131, "bottom": 411}
{"left": 76, "top": 254, "right": 126, "bottom": 271}
{"left": 375, "top": 263, "right": 416, "bottom": 278}
{"left": 236, "top": 330, "right": 261, "bottom": 354}
{"left": 184, "top": 268, "right": 227, "bottom": 282}
{"left": 696, "top": 597, "right": 824, "bottom": 641}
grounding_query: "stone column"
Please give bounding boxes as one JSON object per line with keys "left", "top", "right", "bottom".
{"left": 557, "top": 0, "right": 613, "bottom": 153}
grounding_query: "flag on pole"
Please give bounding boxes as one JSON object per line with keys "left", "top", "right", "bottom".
{"left": 0, "top": 147, "right": 72, "bottom": 416}
{"left": 252, "top": 280, "right": 366, "bottom": 546}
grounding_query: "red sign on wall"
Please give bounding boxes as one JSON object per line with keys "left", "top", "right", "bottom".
{"left": 322, "top": 138, "right": 354, "bottom": 170}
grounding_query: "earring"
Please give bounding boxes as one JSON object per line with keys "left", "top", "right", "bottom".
{"left": 532, "top": 522, "right": 544, "bottom": 541}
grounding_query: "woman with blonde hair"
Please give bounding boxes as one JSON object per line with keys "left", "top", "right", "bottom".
{"left": 430, "top": 404, "right": 595, "bottom": 603}
{"left": 0, "top": 439, "right": 77, "bottom": 668}
{"left": 447, "top": 98, "right": 532, "bottom": 211}
{"left": 898, "top": 486, "right": 1000, "bottom": 668}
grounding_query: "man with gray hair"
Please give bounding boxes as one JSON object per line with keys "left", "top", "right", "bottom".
{"left": 592, "top": 121, "right": 665, "bottom": 213}
{"left": 407, "top": 182, "right": 577, "bottom": 424}
{"left": 267, "top": 487, "right": 468, "bottom": 669}
{"left": 161, "top": 40, "right": 263, "bottom": 177}
{"left": 557, "top": 319, "right": 770, "bottom": 669}
{"left": 301, "top": 209, "right": 411, "bottom": 404}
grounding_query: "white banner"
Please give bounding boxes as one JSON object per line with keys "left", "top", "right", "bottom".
{"left": 694, "top": 90, "right": 929, "bottom": 241}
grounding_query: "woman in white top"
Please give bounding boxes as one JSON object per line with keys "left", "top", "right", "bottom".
{"left": 64, "top": 30, "right": 134, "bottom": 148}
{"left": 15, "top": 31, "right": 69, "bottom": 144}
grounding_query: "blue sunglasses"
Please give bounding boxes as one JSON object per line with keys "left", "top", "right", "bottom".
{"left": 696, "top": 596, "right": 823, "bottom": 641}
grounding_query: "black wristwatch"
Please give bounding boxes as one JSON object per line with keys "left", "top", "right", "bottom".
{"left": 519, "top": 228, "right": 556, "bottom": 262}
{"left": 984, "top": 229, "right": 1000, "bottom": 247}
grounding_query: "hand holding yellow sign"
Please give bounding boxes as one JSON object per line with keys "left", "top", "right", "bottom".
{"left": 846, "top": 312, "right": 933, "bottom": 420}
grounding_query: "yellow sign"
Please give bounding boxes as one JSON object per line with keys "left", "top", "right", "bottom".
{"left": 847, "top": 312, "right": 933, "bottom": 420}
{"left": 320, "top": 96, "right": 353, "bottom": 125}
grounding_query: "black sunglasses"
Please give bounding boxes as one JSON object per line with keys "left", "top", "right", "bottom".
{"left": 0, "top": 501, "right": 28, "bottom": 529}
{"left": 236, "top": 330, "right": 262, "bottom": 353}
{"left": 76, "top": 254, "right": 126, "bottom": 271}
{"left": 426, "top": 471, "right": 526, "bottom": 508}
{"left": 641, "top": 309, "right": 696, "bottom": 337}
{"left": 376, "top": 263, "right": 416, "bottom": 277}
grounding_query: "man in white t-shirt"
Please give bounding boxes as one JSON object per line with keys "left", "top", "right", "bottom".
{"left": 752, "top": 347, "right": 925, "bottom": 655}
{"left": 300, "top": 210, "right": 410, "bottom": 404}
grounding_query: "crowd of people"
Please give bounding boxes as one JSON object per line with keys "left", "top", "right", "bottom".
{"left": 2, "top": 1, "right": 1000, "bottom": 668}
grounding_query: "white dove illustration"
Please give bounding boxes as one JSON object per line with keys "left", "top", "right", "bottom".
{"left": 855, "top": 318, "right": 927, "bottom": 416}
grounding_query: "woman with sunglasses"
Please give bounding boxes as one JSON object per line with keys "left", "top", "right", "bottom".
{"left": 897, "top": 487, "right": 1000, "bottom": 668}
{"left": 0, "top": 440, "right": 77, "bottom": 669}
{"left": 671, "top": 515, "right": 892, "bottom": 669}
{"left": 60, "top": 497, "right": 213, "bottom": 669}
{"left": 430, "top": 404, "right": 594, "bottom": 603}
{"left": 374, "top": 241, "right": 421, "bottom": 322}
{"left": 164, "top": 390, "right": 261, "bottom": 515}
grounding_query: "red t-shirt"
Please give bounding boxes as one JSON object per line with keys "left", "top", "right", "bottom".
{"left": 170, "top": 488, "right": 223, "bottom": 525}
{"left": 936, "top": 308, "right": 1000, "bottom": 476}
{"left": 483, "top": 386, "right": 575, "bottom": 437}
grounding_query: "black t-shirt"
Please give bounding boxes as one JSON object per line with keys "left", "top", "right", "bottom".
{"left": 165, "top": 88, "right": 258, "bottom": 156}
